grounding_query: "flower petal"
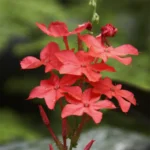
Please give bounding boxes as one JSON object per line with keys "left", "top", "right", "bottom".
{"left": 82, "top": 67, "right": 101, "bottom": 82}
{"left": 36, "top": 23, "right": 50, "bottom": 35}
{"left": 56, "top": 50, "right": 80, "bottom": 65}
{"left": 56, "top": 51, "right": 82, "bottom": 75}
{"left": 61, "top": 104, "right": 84, "bottom": 118}
{"left": 85, "top": 108, "right": 103, "bottom": 124}
{"left": 20, "top": 56, "right": 42, "bottom": 69}
{"left": 115, "top": 95, "right": 131, "bottom": 112}
{"left": 59, "top": 64, "right": 82, "bottom": 75}
{"left": 44, "top": 90, "right": 57, "bottom": 109}
{"left": 76, "top": 51, "right": 94, "bottom": 64}
{"left": 82, "top": 88, "right": 100, "bottom": 103}
{"left": 63, "top": 86, "right": 82, "bottom": 100}
{"left": 60, "top": 75, "right": 79, "bottom": 86}
{"left": 49, "top": 73, "right": 60, "bottom": 86}
{"left": 45, "top": 64, "right": 54, "bottom": 73}
{"left": 40, "top": 42, "right": 60, "bottom": 61}
{"left": 102, "top": 77, "right": 113, "bottom": 87}
{"left": 65, "top": 93, "right": 82, "bottom": 104}
{"left": 79, "top": 34, "right": 104, "bottom": 51}
{"left": 111, "top": 55, "right": 132, "bottom": 65}
{"left": 93, "top": 100, "right": 116, "bottom": 110}
{"left": 92, "top": 62, "right": 116, "bottom": 72}
{"left": 72, "top": 22, "right": 92, "bottom": 34}
{"left": 92, "top": 77, "right": 112, "bottom": 94}
{"left": 40, "top": 42, "right": 61, "bottom": 72}
{"left": 27, "top": 86, "right": 48, "bottom": 99}
{"left": 113, "top": 44, "right": 139, "bottom": 56}
{"left": 56, "top": 89, "right": 64, "bottom": 100}
{"left": 119, "top": 90, "right": 136, "bottom": 105}
{"left": 40, "top": 73, "right": 60, "bottom": 87}
{"left": 48, "top": 21, "right": 69, "bottom": 37}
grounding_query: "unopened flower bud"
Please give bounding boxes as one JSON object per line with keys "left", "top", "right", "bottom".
{"left": 101, "top": 24, "right": 118, "bottom": 37}
{"left": 86, "top": 22, "right": 92, "bottom": 31}
{"left": 39, "top": 105, "right": 50, "bottom": 126}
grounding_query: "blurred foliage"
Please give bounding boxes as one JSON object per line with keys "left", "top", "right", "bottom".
{"left": 0, "top": 109, "right": 41, "bottom": 144}
{"left": 0, "top": 0, "right": 66, "bottom": 50}
{"left": 102, "top": 53, "right": 150, "bottom": 91}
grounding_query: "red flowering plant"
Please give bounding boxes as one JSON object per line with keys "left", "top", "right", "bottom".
{"left": 20, "top": 1, "right": 139, "bottom": 150}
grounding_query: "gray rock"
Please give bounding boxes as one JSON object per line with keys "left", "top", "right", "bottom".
{"left": 0, "top": 127, "right": 150, "bottom": 150}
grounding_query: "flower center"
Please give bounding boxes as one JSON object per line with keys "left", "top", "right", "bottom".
{"left": 81, "top": 64, "right": 87, "bottom": 68}
{"left": 84, "top": 103, "right": 89, "bottom": 107}
{"left": 54, "top": 85, "right": 60, "bottom": 90}
{"left": 44, "top": 59, "right": 51, "bottom": 64}
{"left": 110, "top": 87, "right": 115, "bottom": 92}
{"left": 104, "top": 48, "right": 110, "bottom": 52}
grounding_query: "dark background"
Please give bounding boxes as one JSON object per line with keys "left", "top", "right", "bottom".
{"left": 0, "top": 0, "right": 150, "bottom": 144}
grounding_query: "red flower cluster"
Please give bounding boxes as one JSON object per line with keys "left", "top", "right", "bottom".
{"left": 20, "top": 21, "right": 138, "bottom": 124}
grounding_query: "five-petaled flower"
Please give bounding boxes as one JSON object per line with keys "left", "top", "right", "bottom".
{"left": 20, "top": 42, "right": 62, "bottom": 72}
{"left": 79, "top": 34, "right": 139, "bottom": 65}
{"left": 27, "top": 73, "right": 79, "bottom": 109}
{"left": 55, "top": 50, "right": 115, "bottom": 82}
{"left": 62, "top": 88, "right": 116, "bottom": 124}
{"left": 36, "top": 21, "right": 92, "bottom": 37}
{"left": 92, "top": 77, "right": 136, "bottom": 112}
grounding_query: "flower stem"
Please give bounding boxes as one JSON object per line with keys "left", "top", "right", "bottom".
{"left": 63, "top": 36, "right": 70, "bottom": 50}
{"left": 77, "top": 34, "right": 83, "bottom": 50}
{"left": 38, "top": 105, "right": 64, "bottom": 150}
{"left": 69, "top": 115, "right": 89, "bottom": 148}
{"left": 69, "top": 144, "right": 73, "bottom": 150}
{"left": 59, "top": 100, "right": 67, "bottom": 150}
{"left": 47, "top": 126, "right": 64, "bottom": 150}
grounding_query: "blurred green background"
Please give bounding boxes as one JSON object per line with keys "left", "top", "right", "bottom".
{"left": 0, "top": 0, "right": 150, "bottom": 144}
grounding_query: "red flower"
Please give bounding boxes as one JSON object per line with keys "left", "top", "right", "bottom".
{"left": 55, "top": 50, "right": 115, "bottom": 82}
{"left": 79, "top": 34, "right": 139, "bottom": 65}
{"left": 92, "top": 77, "right": 136, "bottom": 112}
{"left": 36, "top": 21, "right": 92, "bottom": 37}
{"left": 62, "top": 88, "right": 116, "bottom": 124}
{"left": 28, "top": 73, "right": 78, "bottom": 109}
{"left": 20, "top": 42, "right": 62, "bottom": 72}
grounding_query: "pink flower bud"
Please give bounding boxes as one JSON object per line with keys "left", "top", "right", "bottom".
{"left": 86, "top": 22, "right": 92, "bottom": 31}
{"left": 84, "top": 140, "right": 95, "bottom": 150}
{"left": 49, "top": 144, "right": 54, "bottom": 150}
{"left": 39, "top": 105, "right": 50, "bottom": 126}
{"left": 101, "top": 24, "right": 118, "bottom": 37}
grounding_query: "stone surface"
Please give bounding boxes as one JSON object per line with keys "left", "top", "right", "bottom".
{"left": 0, "top": 127, "right": 150, "bottom": 150}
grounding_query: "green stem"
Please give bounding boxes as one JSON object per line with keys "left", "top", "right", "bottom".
{"left": 69, "top": 115, "right": 89, "bottom": 149}
{"left": 69, "top": 144, "right": 73, "bottom": 150}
